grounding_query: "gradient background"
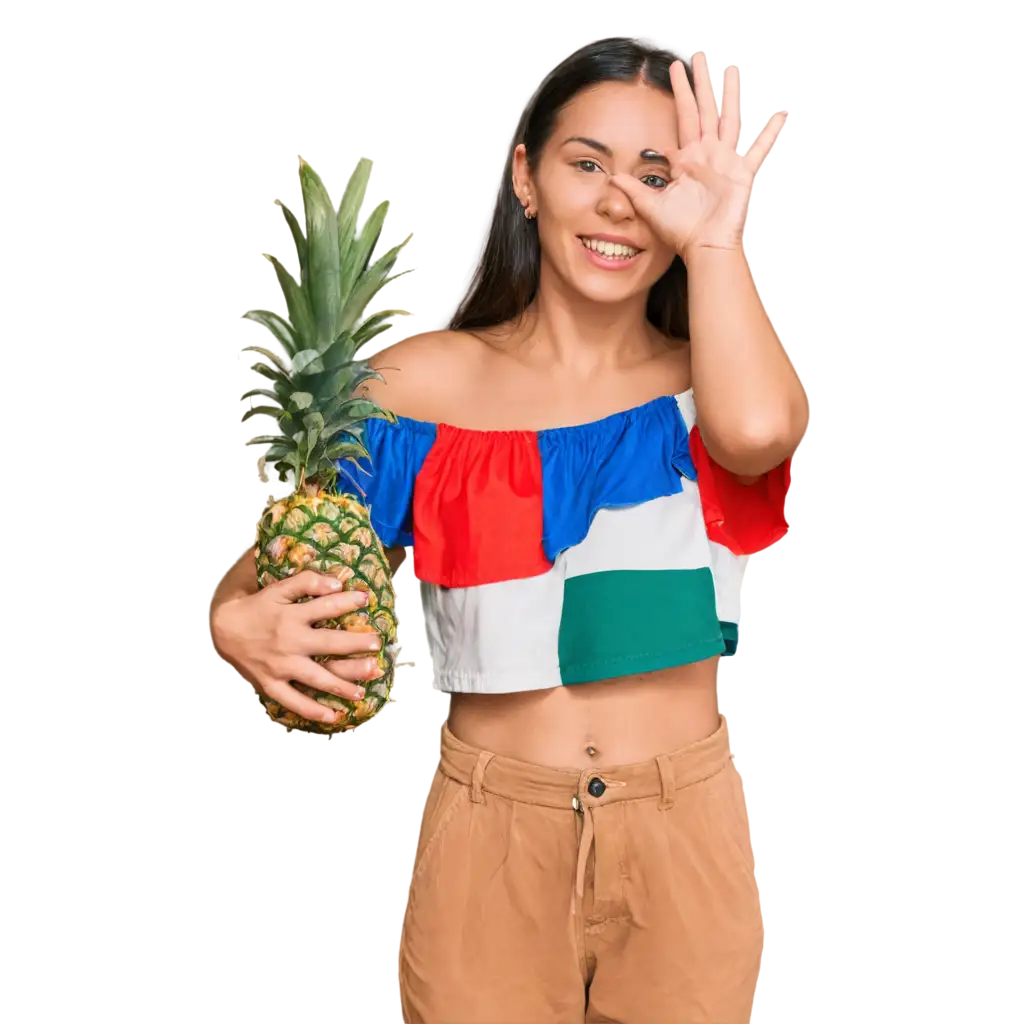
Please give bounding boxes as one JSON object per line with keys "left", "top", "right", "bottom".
{"left": 3, "top": 2, "right": 1019, "bottom": 1021}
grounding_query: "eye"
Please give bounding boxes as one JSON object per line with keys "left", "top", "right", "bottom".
{"left": 573, "top": 158, "right": 602, "bottom": 173}
{"left": 641, "top": 174, "right": 668, "bottom": 189}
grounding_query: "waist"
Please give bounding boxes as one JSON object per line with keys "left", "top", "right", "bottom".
{"left": 439, "top": 707, "right": 733, "bottom": 804}
{"left": 446, "top": 656, "right": 720, "bottom": 769}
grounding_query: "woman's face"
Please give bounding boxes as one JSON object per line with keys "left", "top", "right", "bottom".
{"left": 515, "top": 78, "right": 681, "bottom": 305}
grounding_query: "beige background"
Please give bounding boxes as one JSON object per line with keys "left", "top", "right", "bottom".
{"left": 0, "top": 9, "right": 1019, "bottom": 1024}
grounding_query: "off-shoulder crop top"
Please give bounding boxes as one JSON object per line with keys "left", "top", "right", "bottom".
{"left": 335, "top": 388, "right": 792, "bottom": 695}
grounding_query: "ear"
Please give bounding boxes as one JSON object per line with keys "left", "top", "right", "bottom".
{"left": 511, "top": 144, "right": 532, "bottom": 205}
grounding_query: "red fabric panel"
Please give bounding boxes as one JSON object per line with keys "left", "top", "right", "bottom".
{"left": 412, "top": 424, "right": 552, "bottom": 587}
{"left": 688, "top": 424, "right": 792, "bottom": 555}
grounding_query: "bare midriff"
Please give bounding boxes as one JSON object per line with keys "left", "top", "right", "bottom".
{"left": 445, "top": 655, "right": 721, "bottom": 770}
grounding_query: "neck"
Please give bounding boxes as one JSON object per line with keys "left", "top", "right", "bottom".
{"left": 510, "top": 259, "right": 669, "bottom": 376}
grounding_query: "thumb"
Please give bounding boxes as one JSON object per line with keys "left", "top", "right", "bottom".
{"left": 608, "top": 174, "right": 657, "bottom": 218}
{"left": 268, "top": 568, "right": 344, "bottom": 602}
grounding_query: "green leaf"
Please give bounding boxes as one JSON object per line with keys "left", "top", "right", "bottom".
{"left": 302, "top": 411, "right": 325, "bottom": 433}
{"left": 350, "top": 309, "right": 401, "bottom": 354}
{"left": 325, "top": 440, "right": 372, "bottom": 462}
{"left": 240, "top": 388, "right": 281, "bottom": 404}
{"left": 253, "top": 438, "right": 294, "bottom": 458}
{"left": 321, "top": 419, "right": 360, "bottom": 442}
{"left": 335, "top": 153, "right": 372, "bottom": 278}
{"left": 232, "top": 346, "right": 292, "bottom": 382}
{"left": 298, "top": 158, "right": 342, "bottom": 350}
{"left": 322, "top": 397, "right": 384, "bottom": 425}
{"left": 291, "top": 348, "right": 324, "bottom": 375}
{"left": 243, "top": 436, "right": 296, "bottom": 464}
{"left": 250, "top": 361, "right": 290, "bottom": 386}
{"left": 338, "top": 239, "right": 413, "bottom": 335}
{"left": 238, "top": 389, "right": 284, "bottom": 425}
{"left": 289, "top": 391, "right": 313, "bottom": 410}
{"left": 242, "top": 432, "right": 282, "bottom": 448}
{"left": 339, "top": 200, "right": 389, "bottom": 310}
{"left": 320, "top": 337, "right": 359, "bottom": 374}
{"left": 315, "top": 465, "right": 341, "bottom": 492}
{"left": 276, "top": 192, "right": 307, "bottom": 276}
{"left": 348, "top": 362, "right": 388, "bottom": 391}
{"left": 241, "top": 310, "right": 299, "bottom": 357}
{"left": 263, "top": 253, "right": 315, "bottom": 344}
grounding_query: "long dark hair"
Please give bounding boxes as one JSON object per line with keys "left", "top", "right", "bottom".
{"left": 448, "top": 37, "right": 695, "bottom": 339}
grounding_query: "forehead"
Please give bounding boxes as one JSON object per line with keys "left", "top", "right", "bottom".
{"left": 550, "top": 79, "right": 678, "bottom": 151}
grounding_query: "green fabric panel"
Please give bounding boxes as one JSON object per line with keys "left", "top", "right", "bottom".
{"left": 716, "top": 614, "right": 741, "bottom": 655}
{"left": 558, "top": 568, "right": 727, "bottom": 685}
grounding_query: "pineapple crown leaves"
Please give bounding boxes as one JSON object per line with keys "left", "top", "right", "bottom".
{"left": 239, "top": 156, "right": 413, "bottom": 492}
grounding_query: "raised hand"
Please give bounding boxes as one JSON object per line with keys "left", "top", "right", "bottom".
{"left": 608, "top": 53, "right": 787, "bottom": 259}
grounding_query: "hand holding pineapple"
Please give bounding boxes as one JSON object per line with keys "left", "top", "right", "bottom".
{"left": 230, "top": 155, "right": 412, "bottom": 735}
{"left": 213, "top": 569, "right": 388, "bottom": 724}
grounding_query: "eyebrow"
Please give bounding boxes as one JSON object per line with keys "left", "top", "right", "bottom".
{"left": 561, "top": 136, "right": 670, "bottom": 167}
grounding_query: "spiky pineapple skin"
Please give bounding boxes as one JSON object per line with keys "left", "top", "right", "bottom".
{"left": 254, "top": 488, "right": 398, "bottom": 736}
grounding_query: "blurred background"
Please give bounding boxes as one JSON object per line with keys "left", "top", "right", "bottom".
{"left": 2, "top": 1, "right": 1021, "bottom": 1020}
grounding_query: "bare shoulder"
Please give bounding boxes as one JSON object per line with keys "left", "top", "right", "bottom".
{"left": 357, "top": 329, "right": 487, "bottom": 420}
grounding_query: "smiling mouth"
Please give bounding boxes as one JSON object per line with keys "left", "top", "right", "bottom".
{"left": 579, "top": 236, "right": 643, "bottom": 259}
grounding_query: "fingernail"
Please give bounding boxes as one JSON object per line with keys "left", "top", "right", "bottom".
{"left": 365, "top": 636, "right": 382, "bottom": 650}
{"left": 353, "top": 688, "right": 365, "bottom": 700}
{"left": 323, "top": 711, "right": 337, "bottom": 722}
{"left": 355, "top": 592, "right": 368, "bottom": 605}
{"left": 329, "top": 579, "right": 342, "bottom": 590}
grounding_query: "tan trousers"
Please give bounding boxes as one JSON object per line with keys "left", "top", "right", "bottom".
{"left": 398, "top": 713, "right": 763, "bottom": 1023}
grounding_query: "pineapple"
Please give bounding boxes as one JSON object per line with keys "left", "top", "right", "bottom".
{"left": 241, "top": 155, "right": 412, "bottom": 736}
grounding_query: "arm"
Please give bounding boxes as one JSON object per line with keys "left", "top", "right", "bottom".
{"left": 211, "top": 548, "right": 258, "bottom": 625}
{"left": 684, "top": 245, "right": 808, "bottom": 476}
{"left": 209, "top": 548, "right": 259, "bottom": 689}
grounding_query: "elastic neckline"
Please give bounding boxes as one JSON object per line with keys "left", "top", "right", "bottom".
{"left": 388, "top": 387, "right": 694, "bottom": 437}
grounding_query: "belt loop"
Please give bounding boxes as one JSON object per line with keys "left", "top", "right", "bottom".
{"left": 470, "top": 751, "right": 495, "bottom": 804}
{"left": 656, "top": 754, "right": 675, "bottom": 810}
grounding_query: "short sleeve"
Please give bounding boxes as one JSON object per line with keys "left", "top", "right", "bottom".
{"left": 334, "top": 415, "right": 436, "bottom": 548}
{"left": 688, "top": 423, "right": 792, "bottom": 556}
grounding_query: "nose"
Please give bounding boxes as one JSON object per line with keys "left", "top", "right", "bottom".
{"left": 595, "top": 180, "right": 635, "bottom": 222}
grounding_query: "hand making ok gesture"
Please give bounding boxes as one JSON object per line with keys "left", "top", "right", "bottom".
{"left": 609, "top": 52, "right": 788, "bottom": 260}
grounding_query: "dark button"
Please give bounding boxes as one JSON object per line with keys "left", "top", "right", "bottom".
{"left": 587, "top": 777, "right": 606, "bottom": 798}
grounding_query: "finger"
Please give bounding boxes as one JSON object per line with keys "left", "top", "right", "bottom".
{"left": 689, "top": 51, "right": 720, "bottom": 140}
{"left": 265, "top": 568, "right": 345, "bottom": 603}
{"left": 670, "top": 59, "right": 700, "bottom": 147}
{"left": 289, "top": 657, "right": 375, "bottom": 703}
{"left": 300, "top": 620, "right": 383, "bottom": 658}
{"left": 742, "top": 112, "right": 788, "bottom": 175}
{"left": 324, "top": 655, "right": 386, "bottom": 685}
{"left": 261, "top": 676, "right": 353, "bottom": 725}
{"left": 607, "top": 174, "right": 658, "bottom": 221}
{"left": 719, "top": 65, "right": 741, "bottom": 151}
{"left": 294, "top": 588, "right": 371, "bottom": 626}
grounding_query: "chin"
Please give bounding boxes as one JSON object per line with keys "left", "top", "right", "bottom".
{"left": 569, "top": 272, "right": 650, "bottom": 305}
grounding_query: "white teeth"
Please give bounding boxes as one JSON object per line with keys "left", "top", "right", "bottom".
{"left": 582, "top": 237, "right": 639, "bottom": 258}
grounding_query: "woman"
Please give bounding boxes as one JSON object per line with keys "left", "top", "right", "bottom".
{"left": 211, "top": 36, "right": 806, "bottom": 1024}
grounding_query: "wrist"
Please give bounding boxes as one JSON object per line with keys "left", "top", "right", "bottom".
{"left": 680, "top": 242, "right": 745, "bottom": 266}
{"left": 209, "top": 597, "right": 242, "bottom": 662}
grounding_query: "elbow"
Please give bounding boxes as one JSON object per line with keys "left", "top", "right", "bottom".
{"left": 704, "top": 403, "right": 806, "bottom": 475}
